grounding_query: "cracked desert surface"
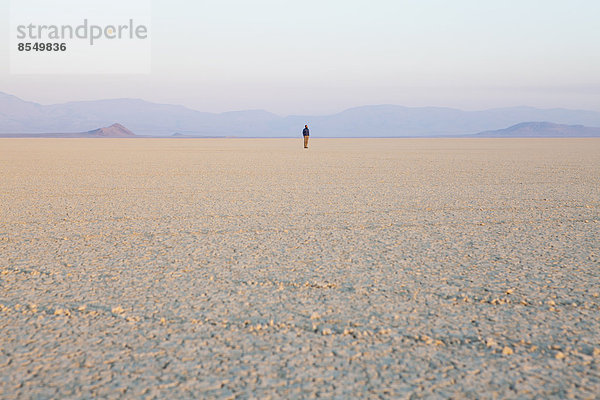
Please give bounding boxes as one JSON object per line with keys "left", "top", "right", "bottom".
{"left": 1, "top": 138, "right": 599, "bottom": 398}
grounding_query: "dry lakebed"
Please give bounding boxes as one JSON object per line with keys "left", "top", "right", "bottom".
{"left": 1, "top": 138, "right": 599, "bottom": 398}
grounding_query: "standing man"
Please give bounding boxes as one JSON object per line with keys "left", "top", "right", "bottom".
{"left": 303, "top": 124, "right": 310, "bottom": 149}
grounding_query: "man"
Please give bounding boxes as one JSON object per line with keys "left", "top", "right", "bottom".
{"left": 302, "top": 124, "right": 310, "bottom": 148}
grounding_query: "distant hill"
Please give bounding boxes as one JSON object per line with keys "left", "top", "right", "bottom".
{"left": 0, "top": 123, "right": 137, "bottom": 138}
{"left": 2, "top": 91, "right": 600, "bottom": 137}
{"left": 472, "top": 122, "right": 600, "bottom": 138}
{"left": 87, "top": 123, "right": 136, "bottom": 137}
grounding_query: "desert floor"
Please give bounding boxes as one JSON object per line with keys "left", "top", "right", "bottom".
{"left": 1, "top": 138, "right": 599, "bottom": 398}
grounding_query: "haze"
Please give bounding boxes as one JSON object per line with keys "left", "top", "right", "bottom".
{"left": 1, "top": 0, "right": 599, "bottom": 114}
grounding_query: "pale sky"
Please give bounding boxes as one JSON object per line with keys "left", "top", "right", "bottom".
{"left": 1, "top": 0, "right": 599, "bottom": 114}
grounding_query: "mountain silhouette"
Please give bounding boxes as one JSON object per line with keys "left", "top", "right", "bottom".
{"left": 1, "top": 91, "right": 600, "bottom": 137}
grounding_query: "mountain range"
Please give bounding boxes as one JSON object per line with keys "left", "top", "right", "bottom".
{"left": 1, "top": 91, "right": 600, "bottom": 137}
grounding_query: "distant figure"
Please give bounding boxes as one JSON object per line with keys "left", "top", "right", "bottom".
{"left": 303, "top": 125, "right": 310, "bottom": 148}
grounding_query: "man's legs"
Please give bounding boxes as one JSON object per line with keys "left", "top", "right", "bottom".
{"left": 304, "top": 136, "right": 309, "bottom": 148}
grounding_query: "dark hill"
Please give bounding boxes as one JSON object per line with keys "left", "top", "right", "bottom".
{"left": 86, "top": 123, "right": 136, "bottom": 137}
{"left": 473, "top": 122, "right": 600, "bottom": 138}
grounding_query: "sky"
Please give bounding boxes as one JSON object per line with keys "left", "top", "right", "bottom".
{"left": 0, "top": 0, "right": 599, "bottom": 115}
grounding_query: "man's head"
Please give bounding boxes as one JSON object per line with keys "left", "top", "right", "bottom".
{"left": 305, "top": 125, "right": 308, "bottom": 128}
